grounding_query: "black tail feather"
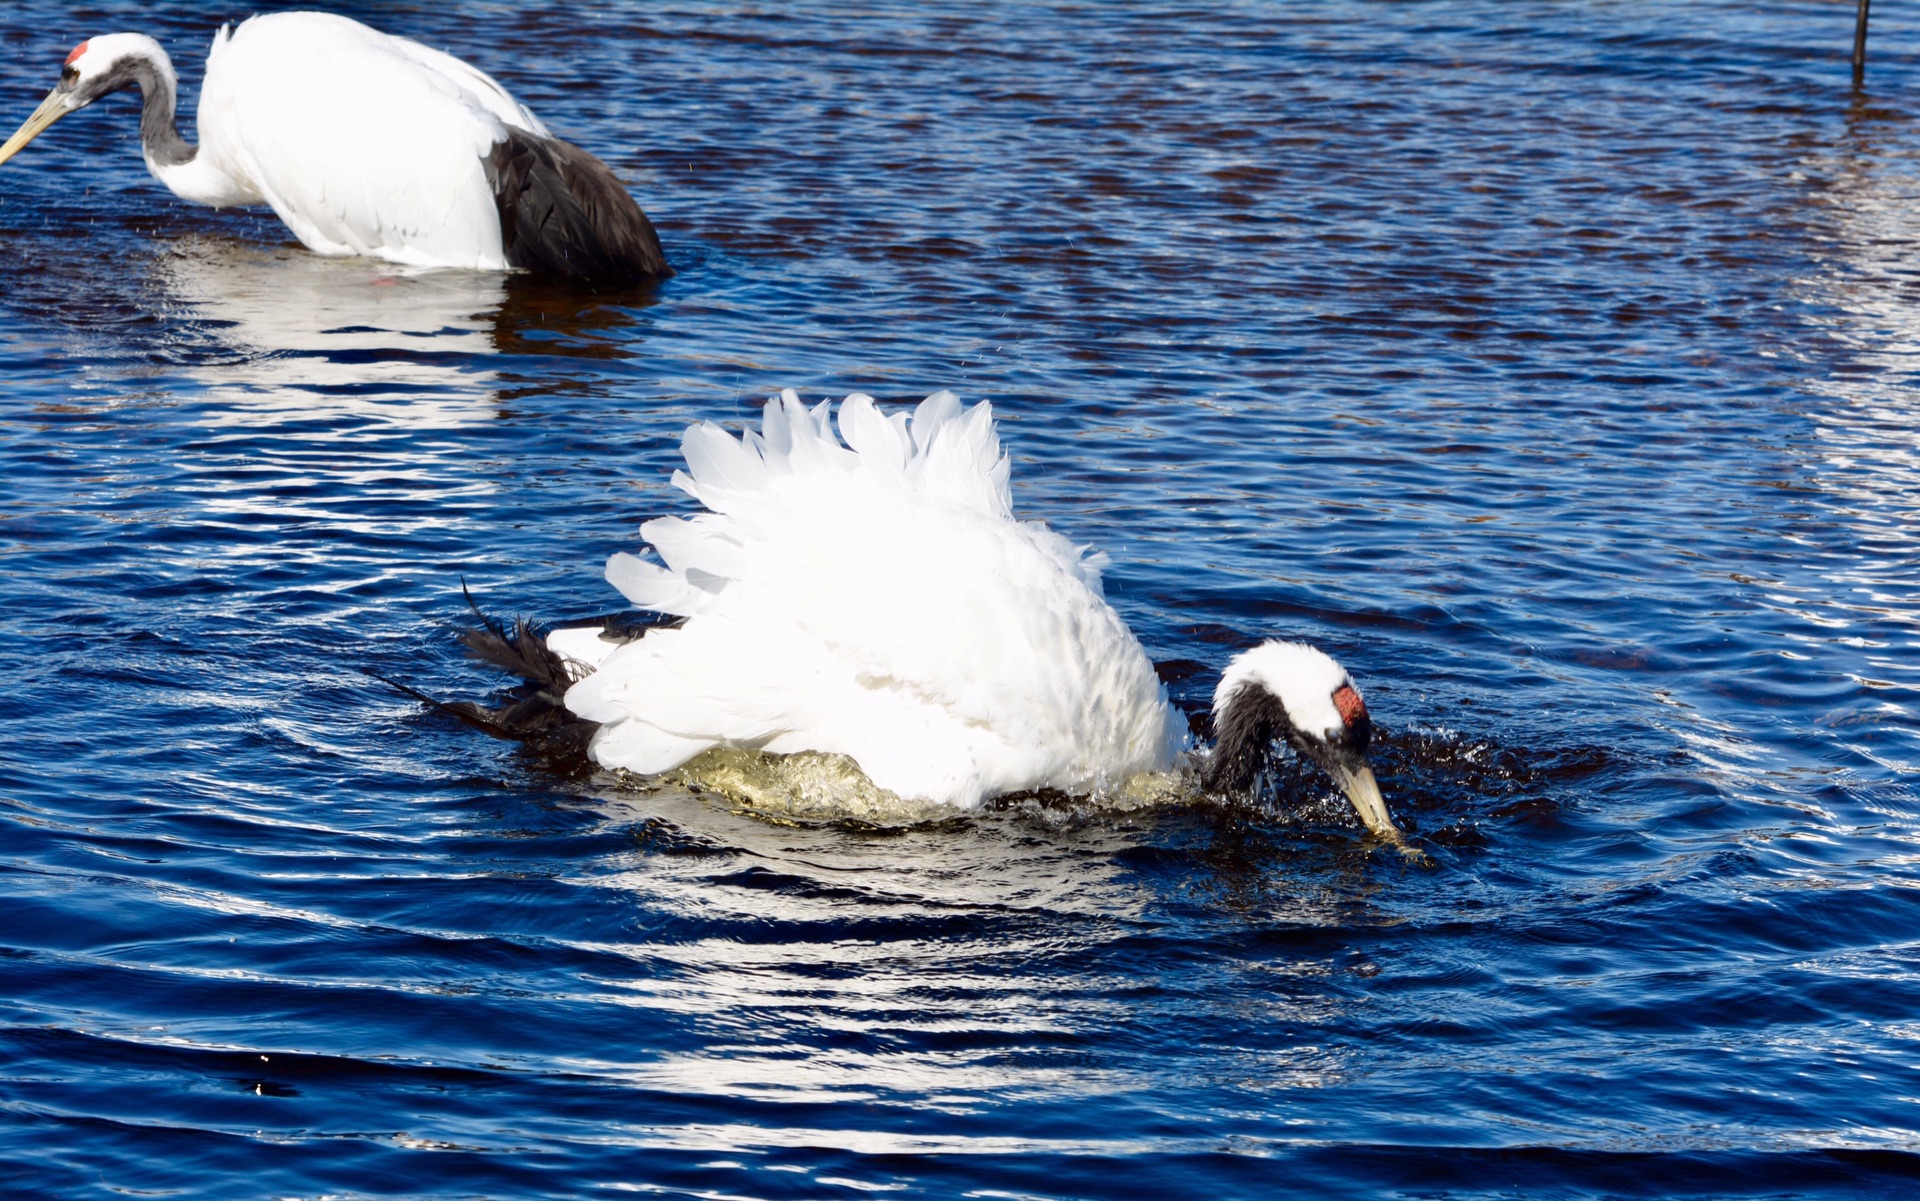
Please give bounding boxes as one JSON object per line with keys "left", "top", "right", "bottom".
{"left": 360, "top": 667, "right": 524, "bottom": 741}
{"left": 485, "top": 128, "right": 672, "bottom": 282}
{"left": 458, "top": 584, "right": 578, "bottom": 696}
{"left": 369, "top": 587, "right": 682, "bottom": 773}
{"left": 366, "top": 586, "right": 604, "bottom": 773}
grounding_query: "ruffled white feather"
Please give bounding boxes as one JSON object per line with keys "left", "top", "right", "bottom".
{"left": 556, "top": 390, "right": 1184, "bottom": 808}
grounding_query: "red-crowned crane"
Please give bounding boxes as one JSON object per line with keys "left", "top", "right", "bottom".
{"left": 0, "top": 12, "right": 669, "bottom": 280}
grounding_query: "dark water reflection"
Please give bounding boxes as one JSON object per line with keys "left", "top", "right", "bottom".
{"left": 3, "top": 2, "right": 1920, "bottom": 1197}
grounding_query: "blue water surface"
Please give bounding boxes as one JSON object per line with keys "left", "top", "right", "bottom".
{"left": 3, "top": 2, "right": 1920, "bottom": 1197}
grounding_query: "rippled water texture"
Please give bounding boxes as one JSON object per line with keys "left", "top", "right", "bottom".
{"left": 4, "top": 2, "right": 1920, "bottom": 1197}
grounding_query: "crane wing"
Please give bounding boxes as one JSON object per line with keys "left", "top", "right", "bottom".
{"left": 200, "top": 13, "right": 542, "bottom": 268}
{"left": 565, "top": 393, "right": 1184, "bottom": 804}
{"left": 379, "top": 33, "right": 549, "bottom": 138}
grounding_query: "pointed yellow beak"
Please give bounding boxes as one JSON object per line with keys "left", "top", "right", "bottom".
{"left": 0, "top": 87, "right": 74, "bottom": 169}
{"left": 1334, "top": 762, "right": 1405, "bottom": 847}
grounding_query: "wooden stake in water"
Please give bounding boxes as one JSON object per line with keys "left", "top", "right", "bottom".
{"left": 1854, "top": 0, "right": 1872, "bottom": 89}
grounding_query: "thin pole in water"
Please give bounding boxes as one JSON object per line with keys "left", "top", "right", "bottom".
{"left": 1854, "top": 0, "right": 1872, "bottom": 89}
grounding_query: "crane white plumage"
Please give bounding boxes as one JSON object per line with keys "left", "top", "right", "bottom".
{"left": 0, "top": 13, "right": 668, "bottom": 279}
{"left": 455, "top": 390, "right": 1404, "bottom": 844}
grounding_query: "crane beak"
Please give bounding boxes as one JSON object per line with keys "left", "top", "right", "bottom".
{"left": 1332, "top": 762, "right": 1404, "bottom": 846}
{"left": 0, "top": 88, "right": 74, "bottom": 169}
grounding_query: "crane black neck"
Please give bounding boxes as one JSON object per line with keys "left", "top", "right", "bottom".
{"left": 1202, "top": 681, "right": 1293, "bottom": 794}
{"left": 90, "top": 53, "right": 195, "bottom": 167}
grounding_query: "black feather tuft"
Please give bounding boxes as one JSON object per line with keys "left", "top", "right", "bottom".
{"left": 451, "top": 586, "right": 605, "bottom": 769}
{"left": 366, "top": 588, "right": 620, "bottom": 773}
{"left": 484, "top": 128, "right": 672, "bottom": 282}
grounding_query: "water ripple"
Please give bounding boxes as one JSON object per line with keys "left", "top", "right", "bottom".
{"left": 4, "top": 1, "right": 1920, "bottom": 1197}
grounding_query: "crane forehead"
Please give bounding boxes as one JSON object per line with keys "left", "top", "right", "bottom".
{"left": 65, "top": 40, "right": 90, "bottom": 66}
{"left": 1332, "top": 683, "right": 1367, "bottom": 728}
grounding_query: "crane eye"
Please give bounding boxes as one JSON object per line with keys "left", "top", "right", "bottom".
{"left": 61, "top": 65, "right": 78, "bottom": 83}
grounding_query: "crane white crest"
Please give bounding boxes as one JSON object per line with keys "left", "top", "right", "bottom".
{"left": 1213, "top": 641, "right": 1354, "bottom": 742}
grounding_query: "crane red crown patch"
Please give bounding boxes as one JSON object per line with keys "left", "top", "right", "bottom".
{"left": 65, "top": 40, "right": 90, "bottom": 65}
{"left": 1332, "top": 684, "right": 1367, "bottom": 729}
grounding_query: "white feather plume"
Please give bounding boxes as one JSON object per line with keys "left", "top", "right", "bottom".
{"left": 559, "top": 390, "right": 1186, "bottom": 807}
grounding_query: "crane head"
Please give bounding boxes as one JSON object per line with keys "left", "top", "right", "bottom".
{"left": 0, "top": 34, "right": 173, "bottom": 169}
{"left": 1203, "top": 640, "right": 1404, "bottom": 846}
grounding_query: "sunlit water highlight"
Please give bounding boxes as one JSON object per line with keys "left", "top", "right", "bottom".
{"left": 3, "top": 2, "right": 1920, "bottom": 1197}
